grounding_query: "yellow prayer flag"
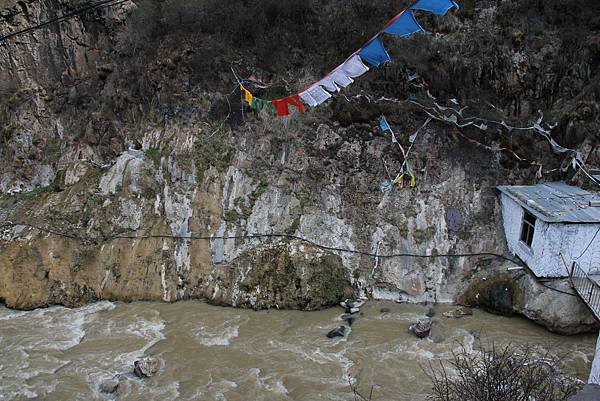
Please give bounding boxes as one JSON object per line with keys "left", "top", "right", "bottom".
{"left": 242, "top": 86, "right": 253, "bottom": 105}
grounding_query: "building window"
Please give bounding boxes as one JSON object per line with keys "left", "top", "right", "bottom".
{"left": 520, "top": 210, "right": 536, "bottom": 247}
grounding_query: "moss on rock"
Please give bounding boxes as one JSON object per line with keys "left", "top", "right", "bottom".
{"left": 231, "top": 243, "right": 355, "bottom": 310}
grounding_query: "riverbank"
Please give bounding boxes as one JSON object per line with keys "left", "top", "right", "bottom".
{"left": 0, "top": 300, "right": 595, "bottom": 401}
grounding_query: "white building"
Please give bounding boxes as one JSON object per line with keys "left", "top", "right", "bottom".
{"left": 498, "top": 182, "right": 600, "bottom": 278}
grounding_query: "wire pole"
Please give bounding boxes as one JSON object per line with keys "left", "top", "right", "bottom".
{"left": 230, "top": 66, "right": 244, "bottom": 121}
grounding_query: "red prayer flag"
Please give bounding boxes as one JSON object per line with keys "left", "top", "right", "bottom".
{"left": 272, "top": 94, "right": 306, "bottom": 117}
{"left": 272, "top": 99, "right": 290, "bottom": 116}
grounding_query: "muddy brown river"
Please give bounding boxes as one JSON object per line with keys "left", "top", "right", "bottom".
{"left": 0, "top": 301, "right": 596, "bottom": 400}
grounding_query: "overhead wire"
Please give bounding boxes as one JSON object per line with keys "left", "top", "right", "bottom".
{"left": 0, "top": 0, "right": 130, "bottom": 44}
{"left": 574, "top": 226, "right": 600, "bottom": 260}
{"left": 3, "top": 221, "right": 581, "bottom": 298}
{"left": 0, "top": 220, "right": 522, "bottom": 264}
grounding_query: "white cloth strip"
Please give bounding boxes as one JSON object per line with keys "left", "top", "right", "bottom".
{"left": 341, "top": 54, "right": 369, "bottom": 78}
{"left": 299, "top": 84, "right": 332, "bottom": 107}
{"left": 318, "top": 69, "right": 355, "bottom": 93}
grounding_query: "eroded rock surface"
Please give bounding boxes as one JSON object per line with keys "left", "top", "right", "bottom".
{"left": 0, "top": 0, "right": 598, "bottom": 319}
{"left": 459, "top": 266, "right": 599, "bottom": 334}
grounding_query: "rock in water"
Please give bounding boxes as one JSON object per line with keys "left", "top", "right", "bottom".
{"left": 326, "top": 326, "right": 346, "bottom": 338}
{"left": 133, "top": 357, "right": 160, "bottom": 378}
{"left": 443, "top": 306, "right": 473, "bottom": 319}
{"left": 426, "top": 307, "right": 435, "bottom": 317}
{"left": 409, "top": 318, "right": 432, "bottom": 338}
{"left": 380, "top": 307, "right": 391, "bottom": 313}
{"left": 340, "top": 313, "right": 354, "bottom": 321}
{"left": 429, "top": 325, "right": 444, "bottom": 343}
{"left": 352, "top": 300, "right": 365, "bottom": 309}
{"left": 99, "top": 379, "right": 119, "bottom": 394}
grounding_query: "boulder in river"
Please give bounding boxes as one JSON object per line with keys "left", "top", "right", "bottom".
{"left": 341, "top": 299, "right": 365, "bottom": 309}
{"left": 459, "top": 266, "right": 599, "bottom": 335}
{"left": 99, "top": 379, "right": 119, "bottom": 394}
{"left": 380, "top": 307, "right": 391, "bottom": 313}
{"left": 470, "top": 330, "right": 481, "bottom": 340}
{"left": 442, "top": 306, "right": 473, "bottom": 319}
{"left": 133, "top": 357, "right": 160, "bottom": 378}
{"left": 352, "top": 300, "right": 365, "bottom": 309}
{"left": 327, "top": 326, "right": 346, "bottom": 338}
{"left": 429, "top": 325, "right": 444, "bottom": 343}
{"left": 409, "top": 318, "right": 432, "bottom": 338}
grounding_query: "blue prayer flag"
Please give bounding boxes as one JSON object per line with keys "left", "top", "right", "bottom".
{"left": 379, "top": 116, "right": 392, "bottom": 133}
{"left": 411, "top": 0, "right": 459, "bottom": 16}
{"left": 384, "top": 11, "right": 425, "bottom": 37}
{"left": 359, "top": 37, "right": 392, "bottom": 68}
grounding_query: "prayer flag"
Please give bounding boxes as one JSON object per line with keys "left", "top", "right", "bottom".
{"left": 411, "top": 0, "right": 458, "bottom": 16}
{"left": 379, "top": 116, "right": 392, "bottom": 133}
{"left": 359, "top": 37, "right": 392, "bottom": 68}
{"left": 384, "top": 11, "right": 425, "bottom": 37}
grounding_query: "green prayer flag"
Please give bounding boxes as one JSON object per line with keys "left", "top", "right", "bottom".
{"left": 250, "top": 98, "right": 276, "bottom": 115}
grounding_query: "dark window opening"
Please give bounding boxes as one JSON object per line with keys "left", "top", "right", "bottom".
{"left": 520, "top": 210, "right": 536, "bottom": 247}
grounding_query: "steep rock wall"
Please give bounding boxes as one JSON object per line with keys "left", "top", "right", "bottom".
{"left": 0, "top": 0, "right": 599, "bottom": 313}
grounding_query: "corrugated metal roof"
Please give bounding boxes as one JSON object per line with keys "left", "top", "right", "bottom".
{"left": 498, "top": 182, "right": 600, "bottom": 223}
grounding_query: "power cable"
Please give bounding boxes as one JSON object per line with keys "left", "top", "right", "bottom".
{"left": 1, "top": 220, "right": 522, "bottom": 264}
{"left": 3, "top": 221, "right": 580, "bottom": 297}
{"left": 0, "top": 0, "right": 129, "bottom": 44}
{"left": 574, "top": 226, "right": 600, "bottom": 260}
{"left": 538, "top": 282, "right": 576, "bottom": 297}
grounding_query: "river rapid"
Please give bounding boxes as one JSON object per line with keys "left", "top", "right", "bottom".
{"left": 0, "top": 301, "right": 596, "bottom": 401}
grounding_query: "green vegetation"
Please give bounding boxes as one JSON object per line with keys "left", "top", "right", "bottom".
{"left": 233, "top": 196, "right": 252, "bottom": 218}
{"left": 144, "top": 147, "right": 162, "bottom": 167}
{"left": 413, "top": 226, "right": 436, "bottom": 244}
{"left": 398, "top": 223, "right": 409, "bottom": 239}
{"left": 457, "top": 228, "right": 472, "bottom": 241}
{"left": 176, "top": 154, "right": 194, "bottom": 172}
{"left": 286, "top": 215, "right": 301, "bottom": 234}
{"left": 249, "top": 180, "right": 268, "bottom": 204}
{"left": 193, "top": 135, "right": 233, "bottom": 182}
{"left": 223, "top": 209, "right": 240, "bottom": 225}
{"left": 45, "top": 138, "right": 62, "bottom": 164}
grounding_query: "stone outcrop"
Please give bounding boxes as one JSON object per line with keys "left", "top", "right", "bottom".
{"left": 409, "top": 318, "right": 433, "bottom": 338}
{"left": 133, "top": 357, "right": 160, "bottom": 378}
{"left": 442, "top": 306, "right": 473, "bottom": 319}
{"left": 326, "top": 326, "right": 346, "bottom": 339}
{"left": 459, "top": 266, "right": 599, "bottom": 335}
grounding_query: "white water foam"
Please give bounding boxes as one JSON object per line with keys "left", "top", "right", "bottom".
{"left": 192, "top": 315, "right": 242, "bottom": 347}
{"left": 0, "top": 302, "right": 116, "bottom": 401}
{"left": 191, "top": 374, "right": 239, "bottom": 401}
{"left": 267, "top": 339, "right": 355, "bottom": 388}
{"left": 248, "top": 367, "right": 290, "bottom": 396}
{"left": 116, "top": 314, "right": 166, "bottom": 366}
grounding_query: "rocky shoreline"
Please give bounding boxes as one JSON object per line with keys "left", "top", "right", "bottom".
{"left": 1, "top": 262, "right": 596, "bottom": 336}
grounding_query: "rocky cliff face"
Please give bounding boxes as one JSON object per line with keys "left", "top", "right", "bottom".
{"left": 0, "top": 0, "right": 599, "bottom": 316}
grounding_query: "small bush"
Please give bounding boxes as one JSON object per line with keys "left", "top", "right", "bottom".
{"left": 425, "top": 342, "right": 580, "bottom": 401}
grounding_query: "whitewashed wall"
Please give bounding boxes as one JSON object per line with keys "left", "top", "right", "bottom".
{"left": 501, "top": 193, "right": 600, "bottom": 277}
{"left": 590, "top": 333, "right": 600, "bottom": 384}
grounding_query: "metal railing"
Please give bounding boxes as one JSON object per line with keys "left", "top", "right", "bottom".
{"left": 571, "top": 262, "right": 600, "bottom": 321}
